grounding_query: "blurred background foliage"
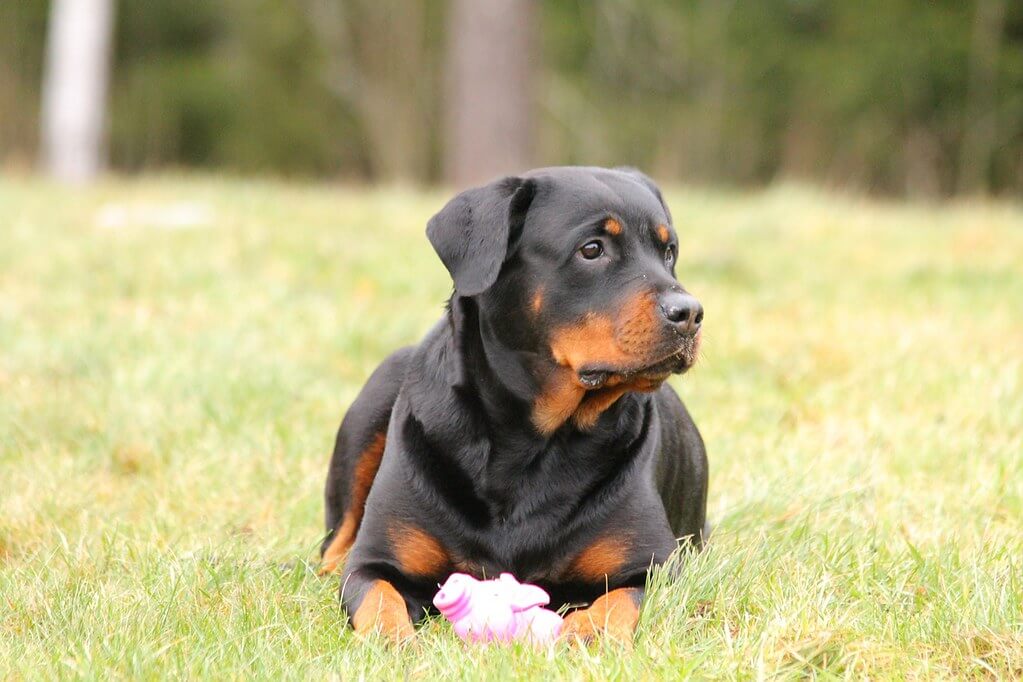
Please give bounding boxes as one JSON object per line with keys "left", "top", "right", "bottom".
{"left": 2, "top": 0, "right": 1022, "bottom": 195}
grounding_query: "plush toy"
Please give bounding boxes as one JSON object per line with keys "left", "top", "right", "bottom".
{"left": 433, "top": 572, "right": 564, "bottom": 644}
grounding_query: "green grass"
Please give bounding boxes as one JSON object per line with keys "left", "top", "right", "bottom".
{"left": 1, "top": 176, "right": 1022, "bottom": 679}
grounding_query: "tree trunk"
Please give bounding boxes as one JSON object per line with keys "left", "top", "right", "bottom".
{"left": 957, "top": 0, "right": 1007, "bottom": 195}
{"left": 348, "top": 2, "right": 431, "bottom": 185}
{"left": 444, "top": 0, "right": 535, "bottom": 188}
{"left": 40, "top": 0, "right": 116, "bottom": 183}
{"left": 306, "top": 0, "right": 433, "bottom": 184}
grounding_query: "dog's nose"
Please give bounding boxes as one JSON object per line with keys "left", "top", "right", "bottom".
{"left": 659, "top": 291, "right": 703, "bottom": 335}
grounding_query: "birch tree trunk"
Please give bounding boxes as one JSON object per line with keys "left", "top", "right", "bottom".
{"left": 444, "top": 0, "right": 534, "bottom": 187}
{"left": 40, "top": 0, "right": 116, "bottom": 183}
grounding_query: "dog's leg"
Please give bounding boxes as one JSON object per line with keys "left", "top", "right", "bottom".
{"left": 340, "top": 571, "right": 415, "bottom": 643}
{"left": 560, "top": 587, "right": 644, "bottom": 646}
{"left": 320, "top": 347, "right": 413, "bottom": 575}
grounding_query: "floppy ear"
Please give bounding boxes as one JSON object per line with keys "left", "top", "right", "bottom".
{"left": 507, "top": 583, "right": 551, "bottom": 611}
{"left": 427, "top": 176, "right": 536, "bottom": 296}
{"left": 615, "top": 166, "right": 672, "bottom": 224}
{"left": 497, "top": 574, "right": 551, "bottom": 611}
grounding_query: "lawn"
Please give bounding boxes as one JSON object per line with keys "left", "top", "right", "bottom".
{"left": 1, "top": 176, "right": 1021, "bottom": 679}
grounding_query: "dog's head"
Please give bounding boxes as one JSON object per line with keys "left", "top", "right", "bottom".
{"left": 428, "top": 167, "right": 702, "bottom": 430}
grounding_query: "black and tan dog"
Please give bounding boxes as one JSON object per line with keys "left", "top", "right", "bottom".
{"left": 320, "top": 166, "right": 708, "bottom": 643}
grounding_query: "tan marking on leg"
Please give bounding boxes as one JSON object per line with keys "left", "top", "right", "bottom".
{"left": 351, "top": 433, "right": 387, "bottom": 514}
{"left": 319, "top": 514, "right": 357, "bottom": 575}
{"left": 389, "top": 525, "right": 450, "bottom": 577}
{"left": 318, "top": 432, "right": 386, "bottom": 575}
{"left": 352, "top": 580, "right": 414, "bottom": 642}
{"left": 560, "top": 587, "right": 641, "bottom": 646}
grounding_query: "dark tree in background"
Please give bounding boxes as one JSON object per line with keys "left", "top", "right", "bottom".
{"left": 959, "top": 0, "right": 1009, "bottom": 195}
{"left": 308, "top": 0, "right": 438, "bottom": 184}
{"left": 444, "top": 0, "right": 535, "bottom": 187}
{"left": 1, "top": 0, "right": 1022, "bottom": 196}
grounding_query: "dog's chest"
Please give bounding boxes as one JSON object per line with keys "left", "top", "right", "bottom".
{"left": 452, "top": 439, "right": 639, "bottom": 570}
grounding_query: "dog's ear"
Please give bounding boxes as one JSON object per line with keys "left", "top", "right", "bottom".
{"left": 615, "top": 167, "right": 672, "bottom": 224}
{"left": 427, "top": 176, "right": 537, "bottom": 296}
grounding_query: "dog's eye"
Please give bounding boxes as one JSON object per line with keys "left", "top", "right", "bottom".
{"left": 579, "top": 241, "right": 604, "bottom": 260}
{"left": 665, "top": 245, "right": 677, "bottom": 266}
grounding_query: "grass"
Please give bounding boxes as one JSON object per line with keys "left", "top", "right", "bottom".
{"left": 1, "top": 175, "right": 1021, "bottom": 679}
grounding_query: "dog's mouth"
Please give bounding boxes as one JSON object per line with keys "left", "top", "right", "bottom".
{"left": 575, "top": 332, "right": 701, "bottom": 390}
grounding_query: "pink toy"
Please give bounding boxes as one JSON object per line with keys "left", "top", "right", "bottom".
{"left": 433, "top": 573, "right": 564, "bottom": 644}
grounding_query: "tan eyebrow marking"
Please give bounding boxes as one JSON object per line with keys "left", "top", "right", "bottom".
{"left": 604, "top": 218, "right": 622, "bottom": 236}
{"left": 657, "top": 224, "right": 670, "bottom": 243}
{"left": 531, "top": 287, "right": 544, "bottom": 315}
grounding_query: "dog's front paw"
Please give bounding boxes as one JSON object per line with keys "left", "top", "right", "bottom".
{"left": 351, "top": 580, "right": 416, "bottom": 645}
{"left": 560, "top": 588, "right": 641, "bottom": 647}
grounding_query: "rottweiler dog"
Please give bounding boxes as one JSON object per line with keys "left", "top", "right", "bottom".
{"left": 320, "top": 166, "right": 708, "bottom": 643}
